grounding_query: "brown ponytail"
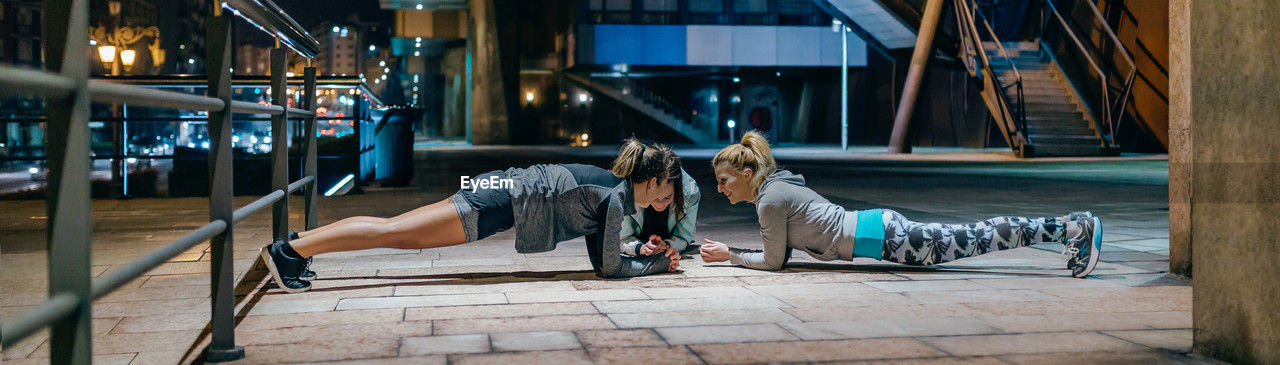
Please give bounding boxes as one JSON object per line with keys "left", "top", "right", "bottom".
{"left": 711, "top": 130, "right": 777, "bottom": 193}
{"left": 611, "top": 138, "right": 686, "bottom": 220}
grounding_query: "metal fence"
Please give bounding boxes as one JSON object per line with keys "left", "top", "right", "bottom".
{"left": 0, "top": 0, "right": 321, "bottom": 362}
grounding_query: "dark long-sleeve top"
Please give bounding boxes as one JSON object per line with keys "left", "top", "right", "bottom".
{"left": 507, "top": 163, "right": 671, "bottom": 278}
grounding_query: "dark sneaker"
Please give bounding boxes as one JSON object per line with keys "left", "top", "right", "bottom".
{"left": 289, "top": 230, "right": 316, "bottom": 280}
{"left": 260, "top": 240, "right": 312, "bottom": 293}
{"left": 1062, "top": 212, "right": 1093, "bottom": 269}
{"left": 1063, "top": 216, "right": 1102, "bottom": 278}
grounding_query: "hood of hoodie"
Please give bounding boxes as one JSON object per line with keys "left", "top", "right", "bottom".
{"left": 757, "top": 170, "right": 805, "bottom": 199}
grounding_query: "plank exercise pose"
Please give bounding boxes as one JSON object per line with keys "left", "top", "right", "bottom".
{"left": 699, "top": 131, "right": 1103, "bottom": 277}
{"left": 261, "top": 139, "right": 687, "bottom": 293}
{"left": 620, "top": 168, "right": 700, "bottom": 258}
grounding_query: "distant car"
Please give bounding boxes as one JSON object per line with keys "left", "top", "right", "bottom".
{"left": 29, "top": 162, "right": 47, "bottom": 181}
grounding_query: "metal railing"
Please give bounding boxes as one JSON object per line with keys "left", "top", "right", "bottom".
{"left": 0, "top": 0, "right": 321, "bottom": 362}
{"left": 954, "top": 0, "right": 1029, "bottom": 148}
{"left": 1037, "top": 0, "right": 1136, "bottom": 146}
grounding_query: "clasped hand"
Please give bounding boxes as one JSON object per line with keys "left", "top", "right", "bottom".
{"left": 639, "top": 234, "right": 680, "bottom": 272}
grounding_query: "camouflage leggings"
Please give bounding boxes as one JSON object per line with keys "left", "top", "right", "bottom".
{"left": 880, "top": 209, "right": 1067, "bottom": 266}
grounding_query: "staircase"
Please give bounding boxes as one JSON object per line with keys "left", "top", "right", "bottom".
{"left": 561, "top": 73, "right": 714, "bottom": 144}
{"left": 983, "top": 42, "right": 1118, "bottom": 157}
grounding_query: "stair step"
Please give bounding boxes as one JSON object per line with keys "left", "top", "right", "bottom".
{"left": 1025, "top": 127, "right": 1096, "bottom": 136}
{"left": 1028, "top": 134, "right": 1101, "bottom": 145}
{"left": 1021, "top": 104, "right": 1080, "bottom": 113}
{"left": 1025, "top": 143, "right": 1115, "bottom": 157}
{"left": 1026, "top": 116, "right": 1089, "bottom": 128}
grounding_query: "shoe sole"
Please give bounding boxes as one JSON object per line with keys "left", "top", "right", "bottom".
{"left": 1075, "top": 217, "right": 1102, "bottom": 278}
{"left": 259, "top": 246, "right": 311, "bottom": 294}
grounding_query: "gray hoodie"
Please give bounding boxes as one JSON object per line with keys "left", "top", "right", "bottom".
{"left": 728, "top": 170, "right": 858, "bottom": 270}
{"left": 506, "top": 164, "right": 671, "bottom": 278}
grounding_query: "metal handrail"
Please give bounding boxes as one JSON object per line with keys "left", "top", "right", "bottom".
{"left": 1079, "top": 0, "right": 1137, "bottom": 142}
{"left": 1039, "top": 0, "right": 1125, "bottom": 145}
{"left": 0, "top": 0, "right": 323, "bottom": 361}
{"left": 219, "top": 0, "right": 320, "bottom": 58}
{"left": 969, "top": 2, "right": 1028, "bottom": 135}
{"left": 954, "top": 0, "right": 1027, "bottom": 144}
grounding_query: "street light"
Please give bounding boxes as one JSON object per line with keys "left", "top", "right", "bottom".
{"left": 119, "top": 49, "right": 136, "bottom": 71}
{"left": 98, "top": 45, "right": 117, "bottom": 64}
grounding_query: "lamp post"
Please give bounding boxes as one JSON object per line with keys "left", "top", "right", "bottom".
{"left": 89, "top": 0, "right": 163, "bottom": 197}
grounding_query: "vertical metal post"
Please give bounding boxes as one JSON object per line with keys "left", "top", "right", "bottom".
{"left": 42, "top": 0, "right": 92, "bottom": 362}
{"left": 204, "top": 5, "right": 244, "bottom": 361}
{"left": 270, "top": 44, "right": 289, "bottom": 241}
{"left": 302, "top": 67, "right": 318, "bottom": 229}
{"left": 840, "top": 25, "right": 848, "bottom": 151}
{"left": 888, "top": 0, "right": 945, "bottom": 154}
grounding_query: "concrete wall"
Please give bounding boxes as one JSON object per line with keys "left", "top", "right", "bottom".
{"left": 1170, "top": 0, "right": 1280, "bottom": 363}
{"left": 467, "top": 0, "right": 509, "bottom": 145}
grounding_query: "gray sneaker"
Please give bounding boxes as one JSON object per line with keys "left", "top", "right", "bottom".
{"left": 1062, "top": 211, "right": 1093, "bottom": 269}
{"left": 1063, "top": 216, "right": 1102, "bottom": 278}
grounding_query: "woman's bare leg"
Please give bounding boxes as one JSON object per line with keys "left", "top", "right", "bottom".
{"left": 289, "top": 198, "right": 467, "bottom": 258}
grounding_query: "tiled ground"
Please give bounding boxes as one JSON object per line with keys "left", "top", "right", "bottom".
{"left": 1, "top": 147, "right": 1213, "bottom": 364}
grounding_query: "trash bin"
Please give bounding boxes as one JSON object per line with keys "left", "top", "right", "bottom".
{"left": 374, "top": 108, "right": 417, "bottom": 187}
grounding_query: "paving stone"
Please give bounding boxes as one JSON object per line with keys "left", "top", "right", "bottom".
{"left": 91, "top": 298, "right": 209, "bottom": 318}
{"left": 569, "top": 276, "right": 745, "bottom": 290}
{"left": 449, "top": 349, "right": 594, "bottom": 365}
{"left": 902, "top": 289, "right": 1059, "bottom": 304}
{"left": 294, "top": 356, "right": 448, "bottom": 365}
{"left": 0, "top": 353, "right": 136, "bottom": 365}
{"left": 1102, "top": 329, "right": 1193, "bottom": 353}
{"left": 690, "top": 338, "right": 945, "bottom": 364}
{"left": 241, "top": 338, "right": 400, "bottom": 363}
{"left": 638, "top": 285, "right": 757, "bottom": 299}
{"left": 236, "top": 308, "right": 404, "bottom": 331}
{"left": 592, "top": 295, "right": 788, "bottom": 314}
{"left": 863, "top": 280, "right": 992, "bottom": 292}
{"left": 574, "top": 329, "right": 667, "bottom": 348}
{"left": 490, "top": 331, "right": 582, "bottom": 352}
{"left": 825, "top": 356, "right": 1007, "bottom": 365}
{"left": 780, "top": 317, "right": 1003, "bottom": 340}
{"left": 921, "top": 331, "right": 1146, "bottom": 356}
{"left": 505, "top": 289, "right": 648, "bottom": 303}
{"left": 111, "top": 312, "right": 211, "bottom": 333}
{"left": 128, "top": 351, "right": 187, "bottom": 365}
{"left": 998, "top": 349, "right": 1202, "bottom": 364}
{"left": 586, "top": 346, "right": 702, "bottom": 365}
{"left": 657, "top": 323, "right": 799, "bottom": 345}
{"left": 235, "top": 321, "right": 433, "bottom": 346}
{"left": 434, "top": 314, "right": 616, "bottom": 335}
{"left": 404, "top": 302, "right": 597, "bottom": 321}
{"left": 734, "top": 272, "right": 904, "bottom": 285}
{"left": 609, "top": 307, "right": 800, "bottom": 328}
{"left": 335, "top": 293, "right": 507, "bottom": 310}
{"left": 969, "top": 276, "right": 1127, "bottom": 290}
{"left": 393, "top": 280, "right": 577, "bottom": 296}
{"left": 245, "top": 298, "right": 339, "bottom": 316}
{"left": 981, "top": 311, "right": 1190, "bottom": 333}
{"left": 399, "top": 334, "right": 491, "bottom": 356}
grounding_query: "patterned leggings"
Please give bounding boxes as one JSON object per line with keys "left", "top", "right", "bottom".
{"left": 880, "top": 209, "right": 1068, "bottom": 266}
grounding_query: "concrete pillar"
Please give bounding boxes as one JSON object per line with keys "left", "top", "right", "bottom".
{"left": 1170, "top": 0, "right": 1280, "bottom": 363}
{"left": 467, "top": 0, "right": 509, "bottom": 145}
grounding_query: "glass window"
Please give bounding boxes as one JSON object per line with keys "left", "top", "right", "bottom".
{"left": 589, "top": 0, "right": 603, "bottom": 10}
{"left": 643, "top": 0, "right": 677, "bottom": 11}
{"left": 604, "top": 0, "right": 631, "bottom": 10}
{"left": 689, "top": 0, "right": 722, "bottom": 12}
{"left": 733, "top": 0, "right": 767, "bottom": 13}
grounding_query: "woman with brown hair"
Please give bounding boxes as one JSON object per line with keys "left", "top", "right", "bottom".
{"left": 261, "top": 139, "right": 685, "bottom": 293}
{"left": 700, "top": 130, "right": 1103, "bottom": 278}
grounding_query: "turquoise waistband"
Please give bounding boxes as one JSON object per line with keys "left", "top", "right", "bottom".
{"left": 853, "top": 209, "right": 885, "bottom": 259}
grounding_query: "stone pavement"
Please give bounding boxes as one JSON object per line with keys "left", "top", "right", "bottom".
{"left": 1, "top": 147, "right": 1213, "bottom": 364}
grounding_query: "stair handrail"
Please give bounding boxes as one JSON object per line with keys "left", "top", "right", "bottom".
{"left": 1079, "top": 0, "right": 1137, "bottom": 143}
{"left": 954, "top": 0, "right": 1027, "bottom": 145}
{"left": 1038, "top": 0, "right": 1129, "bottom": 147}
{"left": 970, "top": 4, "right": 1028, "bottom": 137}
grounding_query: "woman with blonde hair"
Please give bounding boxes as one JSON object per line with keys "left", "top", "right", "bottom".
{"left": 700, "top": 130, "right": 1103, "bottom": 277}
{"left": 260, "top": 138, "right": 685, "bottom": 293}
